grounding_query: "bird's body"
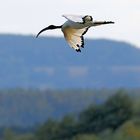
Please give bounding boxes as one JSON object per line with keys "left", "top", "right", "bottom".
{"left": 36, "top": 15, "right": 114, "bottom": 52}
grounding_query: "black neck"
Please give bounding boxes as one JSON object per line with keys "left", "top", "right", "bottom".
{"left": 36, "top": 25, "right": 62, "bottom": 38}
{"left": 53, "top": 25, "right": 62, "bottom": 29}
{"left": 48, "top": 25, "right": 62, "bottom": 29}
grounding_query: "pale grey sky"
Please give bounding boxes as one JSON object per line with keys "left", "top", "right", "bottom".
{"left": 0, "top": 0, "right": 140, "bottom": 47}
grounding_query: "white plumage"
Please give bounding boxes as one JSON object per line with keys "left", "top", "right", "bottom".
{"left": 36, "top": 15, "right": 114, "bottom": 52}
{"left": 62, "top": 15, "right": 84, "bottom": 23}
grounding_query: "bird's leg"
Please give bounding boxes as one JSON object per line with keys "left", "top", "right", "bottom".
{"left": 93, "top": 21, "right": 115, "bottom": 26}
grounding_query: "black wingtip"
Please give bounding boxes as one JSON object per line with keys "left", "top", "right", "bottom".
{"left": 76, "top": 49, "right": 81, "bottom": 52}
{"left": 81, "top": 36, "right": 84, "bottom": 48}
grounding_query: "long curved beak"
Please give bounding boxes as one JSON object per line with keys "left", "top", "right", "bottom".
{"left": 93, "top": 21, "right": 115, "bottom": 26}
{"left": 36, "top": 27, "right": 49, "bottom": 38}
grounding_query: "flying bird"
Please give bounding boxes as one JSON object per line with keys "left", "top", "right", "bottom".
{"left": 36, "top": 15, "right": 114, "bottom": 52}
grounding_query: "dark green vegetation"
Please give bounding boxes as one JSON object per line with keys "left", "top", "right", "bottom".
{"left": 0, "top": 34, "right": 140, "bottom": 88}
{"left": 1, "top": 89, "right": 140, "bottom": 140}
{"left": 0, "top": 89, "right": 113, "bottom": 127}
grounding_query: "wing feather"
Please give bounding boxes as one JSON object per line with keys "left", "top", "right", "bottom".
{"left": 62, "top": 14, "right": 84, "bottom": 23}
{"left": 62, "top": 27, "right": 88, "bottom": 52}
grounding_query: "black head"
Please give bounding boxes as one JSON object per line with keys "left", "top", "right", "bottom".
{"left": 48, "top": 25, "right": 58, "bottom": 29}
{"left": 83, "top": 15, "right": 93, "bottom": 23}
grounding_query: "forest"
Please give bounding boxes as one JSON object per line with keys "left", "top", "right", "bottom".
{"left": 1, "top": 89, "right": 140, "bottom": 140}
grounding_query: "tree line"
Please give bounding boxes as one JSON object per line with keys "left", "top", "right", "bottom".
{"left": 3, "top": 89, "right": 140, "bottom": 140}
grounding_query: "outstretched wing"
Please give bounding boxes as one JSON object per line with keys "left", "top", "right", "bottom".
{"left": 62, "top": 14, "right": 84, "bottom": 23}
{"left": 62, "top": 27, "right": 88, "bottom": 52}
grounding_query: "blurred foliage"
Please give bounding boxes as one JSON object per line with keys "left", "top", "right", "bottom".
{"left": 1, "top": 89, "right": 140, "bottom": 140}
{"left": 71, "top": 134, "right": 100, "bottom": 140}
{"left": 4, "top": 128, "right": 15, "bottom": 140}
{"left": 78, "top": 89, "right": 133, "bottom": 134}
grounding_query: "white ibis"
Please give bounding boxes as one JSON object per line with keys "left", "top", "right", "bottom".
{"left": 36, "top": 15, "right": 114, "bottom": 52}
